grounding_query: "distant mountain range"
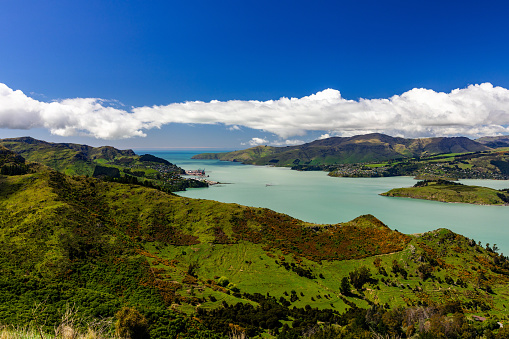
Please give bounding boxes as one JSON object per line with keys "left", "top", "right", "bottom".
{"left": 476, "top": 135, "right": 509, "bottom": 148}
{"left": 193, "top": 133, "right": 492, "bottom": 166}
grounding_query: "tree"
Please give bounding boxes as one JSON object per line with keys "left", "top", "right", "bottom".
{"left": 340, "top": 277, "right": 351, "bottom": 295}
{"left": 349, "top": 266, "right": 372, "bottom": 290}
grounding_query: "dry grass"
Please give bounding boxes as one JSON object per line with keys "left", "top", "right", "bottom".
{"left": 0, "top": 305, "right": 116, "bottom": 339}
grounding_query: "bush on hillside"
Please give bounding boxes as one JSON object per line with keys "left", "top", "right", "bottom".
{"left": 115, "top": 307, "right": 149, "bottom": 339}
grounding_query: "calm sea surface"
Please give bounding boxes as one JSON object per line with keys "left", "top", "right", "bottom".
{"left": 138, "top": 150, "right": 509, "bottom": 254}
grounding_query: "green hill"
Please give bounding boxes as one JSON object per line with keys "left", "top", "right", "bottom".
{"left": 0, "top": 136, "right": 137, "bottom": 175}
{"left": 381, "top": 179, "right": 509, "bottom": 205}
{"left": 329, "top": 148, "right": 509, "bottom": 180}
{"left": 0, "top": 137, "right": 206, "bottom": 192}
{"left": 477, "top": 135, "right": 509, "bottom": 148}
{"left": 1, "top": 143, "right": 509, "bottom": 338}
{"left": 193, "top": 133, "right": 490, "bottom": 167}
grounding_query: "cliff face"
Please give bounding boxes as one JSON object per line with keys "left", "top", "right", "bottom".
{"left": 193, "top": 133, "right": 491, "bottom": 166}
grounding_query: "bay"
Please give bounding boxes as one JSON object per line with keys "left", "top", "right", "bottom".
{"left": 139, "top": 150, "right": 509, "bottom": 254}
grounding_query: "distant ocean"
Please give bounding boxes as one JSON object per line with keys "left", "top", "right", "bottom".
{"left": 137, "top": 150, "right": 509, "bottom": 254}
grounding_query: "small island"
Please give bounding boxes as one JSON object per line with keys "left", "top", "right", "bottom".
{"left": 381, "top": 179, "right": 509, "bottom": 205}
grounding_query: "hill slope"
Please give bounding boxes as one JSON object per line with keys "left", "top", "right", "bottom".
{"left": 0, "top": 137, "right": 207, "bottom": 191}
{"left": 0, "top": 136, "right": 136, "bottom": 175}
{"left": 193, "top": 133, "right": 490, "bottom": 167}
{"left": 477, "top": 135, "right": 509, "bottom": 148}
{"left": 1, "top": 147, "right": 509, "bottom": 337}
{"left": 329, "top": 148, "right": 509, "bottom": 180}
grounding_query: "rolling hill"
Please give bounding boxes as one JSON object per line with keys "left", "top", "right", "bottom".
{"left": 1, "top": 141, "right": 509, "bottom": 338}
{"left": 0, "top": 137, "right": 207, "bottom": 192}
{"left": 0, "top": 136, "right": 136, "bottom": 175}
{"left": 193, "top": 133, "right": 490, "bottom": 167}
{"left": 477, "top": 135, "right": 509, "bottom": 149}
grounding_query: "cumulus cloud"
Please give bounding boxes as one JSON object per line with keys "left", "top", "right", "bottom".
{"left": 242, "top": 137, "right": 268, "bottom": 146}
{"left": 2, "top": 82, "right": 509, "bottom": 140}
{"left": 271, "top": 139, "right": 305, "bottom": 146}
{"left": 0, "top": 83, "right": 146, "bottom": 139}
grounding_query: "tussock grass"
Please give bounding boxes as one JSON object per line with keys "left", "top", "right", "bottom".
{"left": 0, "top": 306, "right": 116, "bottom": 339}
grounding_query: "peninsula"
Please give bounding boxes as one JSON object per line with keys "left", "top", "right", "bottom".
{"left": 381, "top": 179, "right": 509, "bottom": 205}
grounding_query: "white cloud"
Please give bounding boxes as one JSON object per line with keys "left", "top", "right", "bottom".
{"left": 318, "top": 133, "right": 331, "bottom": 140}
{"left": 2, "top": 82, "right": 509, "bottom": 140}
{"left": 242, "top": 137, "right": 268, "bottom": 146}
{"left": 0, "top": 83, "right": 146, "bottom": 139}
{"left": 271, "top": 139, "right": 305, "bottom": 146}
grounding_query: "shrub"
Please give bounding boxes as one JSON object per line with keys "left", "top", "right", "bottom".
{"left": 217, "top": 276, "right": 229, "bottom": 287}
{"left": 115, "top": 307, "right": 149, "bottom": 339}
{"left": 227, "top": 283, "right": 239, "bottom": 293}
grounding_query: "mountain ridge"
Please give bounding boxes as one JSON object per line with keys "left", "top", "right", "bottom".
{"left": 193, "top": 133, "right": 491, "bottom": 166}
{"left": 0, "top": 136, "right": 207, "bottom": 192}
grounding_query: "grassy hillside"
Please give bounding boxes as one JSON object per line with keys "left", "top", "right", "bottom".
{"left": 0, "top": 137, "right": 206, "bottom": 192}
{"left": 329, "top": 149, "right": 509, "bottom": 180}
{"left": 193, "top": 133, "right": 490, "bottom": 167}
{"left": 477, "top": 135, "right": 509, "bottom": 148}
{"left": 381, "top": 180, "right": 509, "bottom": 205}
{"left": 0, "top": 137, "right": 138, "bottom": 176}
{"left": 1, "top": 145, "right": 509, "bottom": 338}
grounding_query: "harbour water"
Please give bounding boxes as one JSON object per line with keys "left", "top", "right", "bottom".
{"left": 139, "top": 150, "right": 509, "bottom": 254}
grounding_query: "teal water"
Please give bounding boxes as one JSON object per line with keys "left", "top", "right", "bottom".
{"left": 139, "top": 150, "right": 509, "bottom": 254}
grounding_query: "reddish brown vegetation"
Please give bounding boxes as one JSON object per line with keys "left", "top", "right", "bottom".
{"left": 212, "top": 226, "right": 232, "bottom": 244}
{"left": 232, "top": 209, "right": 410, "bottom": 262}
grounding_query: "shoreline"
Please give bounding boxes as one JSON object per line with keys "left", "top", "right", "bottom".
{"left": 380, "top": 193, "right": 509, "bottom": 207}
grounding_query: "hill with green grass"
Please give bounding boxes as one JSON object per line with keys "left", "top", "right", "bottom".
{"left": 1, "top": 142, "right": 509, "bottom": 338}
{"left": 328, "top": 148, "right": 509, "bottom": 180}
{"left": 381, "top": 179, "right": 509, "bottom": 205}
{"left": 477, "top": 135, "right": 509, "bottom": 149}
{"left": 193, "top": 133, "right": 490, "bottom": 167}
{"left": 0, "top": 137, "right": 206, "bottom": 192}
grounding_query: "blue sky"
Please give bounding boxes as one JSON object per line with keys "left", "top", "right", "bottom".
{"left": 1, "top": 0, "right": 509, "bottom": 148}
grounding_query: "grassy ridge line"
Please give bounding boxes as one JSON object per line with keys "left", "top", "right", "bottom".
{"left": 192, "top": 133, "right": 490, "bottom": 167}
{"left": 194, "top": 134, "right": 509, "bottom": 180}
{"left": 381, "top": 180, "right": 509, "bottom": 205}
{"left": 0, "top": 137, "right": 208, "bottom": 192}
{"left": 0, "top": 137, "right": 136, "bottom": 176}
